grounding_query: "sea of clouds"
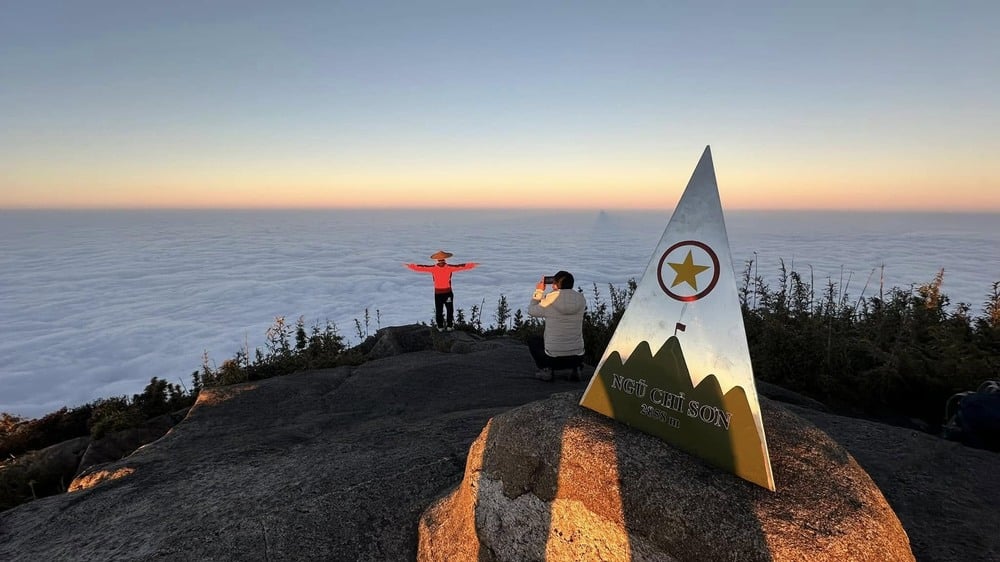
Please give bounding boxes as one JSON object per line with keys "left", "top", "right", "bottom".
{"left": 2, "top": 209, "right": 998, "bottom": 418}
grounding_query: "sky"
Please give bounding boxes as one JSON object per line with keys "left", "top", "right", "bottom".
{"left": 2, "top": 1, "right": 998, "bottom": 211}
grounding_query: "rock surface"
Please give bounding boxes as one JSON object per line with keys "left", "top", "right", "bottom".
{"left": 419, "top": 392, "right": 913, "bottom": 561}
{"left": 0, "top": 325, "right": 997, "bottom": 561}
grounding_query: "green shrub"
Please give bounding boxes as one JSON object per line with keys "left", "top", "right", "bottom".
{"left": 738, "top": 262, "right": 1000, "bottom": 428}
{"left": 0, "top": 406, "right": 91, "bottom": 459}
{"left": 87, "top": 397, "right": 144, "bottom": 440}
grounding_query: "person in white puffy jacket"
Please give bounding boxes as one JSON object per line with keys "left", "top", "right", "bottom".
{"left": 527, "top": 270, "right": 587, "bottom": 381}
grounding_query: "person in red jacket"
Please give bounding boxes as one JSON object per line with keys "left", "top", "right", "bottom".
{"left": 405, "top": 250, "right": 479, "bottom": 331}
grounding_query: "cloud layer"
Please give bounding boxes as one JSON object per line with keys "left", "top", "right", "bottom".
{"left": 1, "top": 209, "right": 997, "bottom": 418}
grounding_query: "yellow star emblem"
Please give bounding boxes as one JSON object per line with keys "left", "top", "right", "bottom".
{"left": 668, "top": 250, "right": 711, "bottom": 290}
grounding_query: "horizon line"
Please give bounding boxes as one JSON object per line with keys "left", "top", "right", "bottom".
{"left": 2, "top": 205, "right": 999, "bottom": 214}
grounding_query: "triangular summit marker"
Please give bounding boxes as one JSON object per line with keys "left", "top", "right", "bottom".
{"left": 580, "top": 146, "right": 775, "bottom": 491}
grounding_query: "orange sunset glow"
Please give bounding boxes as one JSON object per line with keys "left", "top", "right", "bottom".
{"left": 2, "top": 4, "right": 997, "bottom": 212}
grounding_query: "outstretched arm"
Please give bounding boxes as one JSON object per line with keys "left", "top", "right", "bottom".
{"left": 406, "top": 263, "right": 432, "bottom": 272}
{"left": 453, "top": 262, "right": 479, "bottom": 271}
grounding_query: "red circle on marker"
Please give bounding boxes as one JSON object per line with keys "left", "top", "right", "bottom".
{"left": 657, "top": 240, "right": 721, "bottom": 302}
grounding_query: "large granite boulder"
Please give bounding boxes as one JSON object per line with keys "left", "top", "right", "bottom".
{"left": 363, "top": 324, "right": 511, "bottom": 358}
{"left": 0, "top": 408, "right": 187, "bottom": 509}
{"left": 364, "top": 324, "right": 436, "bottom": 359}
{"left": 0, "top": 436, "right": 89, "bottom": 510}
{"left": 69, "top": 411, "right": 184, "bottom": 492}
{"left": 82, "top": 412, "right": 183, "bottom": 470}
{"left": 419, "top": 391, "right": 914, "bottom": 561}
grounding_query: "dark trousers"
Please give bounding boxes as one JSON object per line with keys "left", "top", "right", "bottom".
{"left": 434, "top": 290, "right": 454, "bottom": 328}
{"left": 527, "top": 335, "right": 584, "bottom": 370}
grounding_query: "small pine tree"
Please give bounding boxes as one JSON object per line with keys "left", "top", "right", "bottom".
{"left": 190, "top": 370, "right": 202, "bottom": 394}
{"left": 512, "top": 309, "right": 525, "bottom": 331}
{"left": 295, "top": 316, "right": 308, "bottom": 351}
{"left": 494, "top": 295, "right": 511, "bottom": 334}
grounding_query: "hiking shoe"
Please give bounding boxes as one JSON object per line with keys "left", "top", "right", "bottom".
{"left": 446, "top": 325, "right": 455, "bottom": 332}
{"left": 436, "top": 326, "right": 445, "bottom": 332}
{"left": 535, "top": 369, "right": 554, "bottom": 382}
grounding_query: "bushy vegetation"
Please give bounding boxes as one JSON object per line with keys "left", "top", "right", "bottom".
{"left": 194, "top": 316, "right": 356, "bottom": 389}
{"left": 0, "top": 407, "right": 92, "bottom": 460}
{"left": 2, "top": 268, "right": 997, "bottom": 512}
{"left": 739, "top": 263, "right": 1000, "bottom": 429}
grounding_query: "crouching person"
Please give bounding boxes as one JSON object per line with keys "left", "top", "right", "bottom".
{"left": 527, "top": 270, "right": 586, "bottom": 381}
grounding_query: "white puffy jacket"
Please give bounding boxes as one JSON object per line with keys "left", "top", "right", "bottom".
{"left": 527, "top": 288, "right": 587, "bottom": 357}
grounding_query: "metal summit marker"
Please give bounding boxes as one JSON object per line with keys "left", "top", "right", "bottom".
{"left": 580, "top": 146, "right": 775, "bottom": 491}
